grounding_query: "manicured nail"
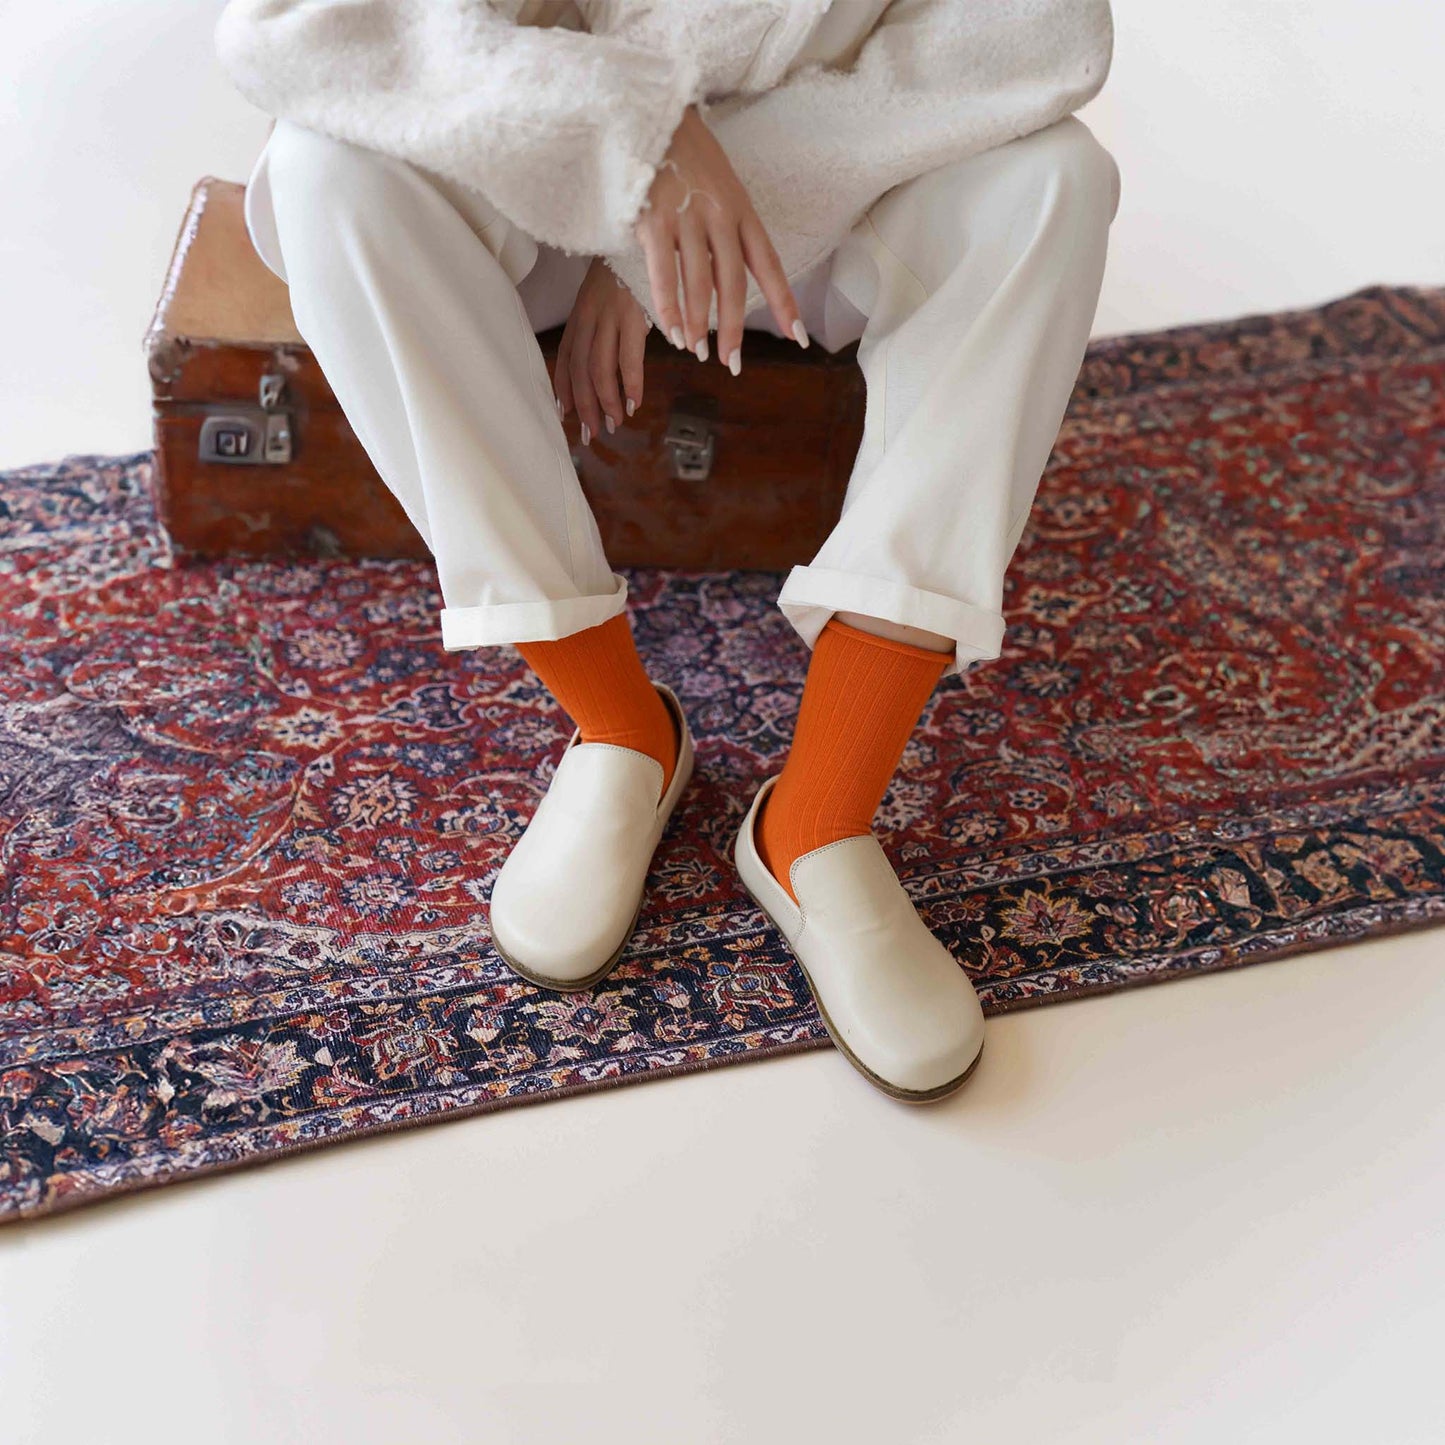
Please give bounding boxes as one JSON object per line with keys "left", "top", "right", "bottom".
{"left": 580, "top": 421, "right": 590, "bottom": 445}
{"left": 669, "top": 325, "right": 685, "bottom": 348}
{"left": 727, "top": 347, "right": 741, "bottom": 377}
{"left": 695, "top": 337, "right": 708, "bottom": 362}
{"left": 605, "top": 414, "right": 615, "bottom": 434}
{"left": 625, "top": 397, "right": 636, "bottom": 417}
{"left": 792, "top": 319, "right": 810, "bottom": 349}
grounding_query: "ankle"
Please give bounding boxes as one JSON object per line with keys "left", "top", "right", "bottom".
{"left": 757, "top": 782, "right": 842, "bottom": 904}
{"left": 516, "top": 615, "right": 679, "bottom": 792}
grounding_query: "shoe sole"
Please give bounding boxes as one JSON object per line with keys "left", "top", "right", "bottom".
{"left": 736, "top": 870, "right": 985, "bottom": 1105}
{"left": 495, "top": 741, "right": 695, "bottom": 994}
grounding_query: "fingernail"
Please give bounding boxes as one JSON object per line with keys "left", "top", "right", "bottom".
{"left": 605, "top": 414, "right": 615, "bottom": 434}
{"left": 695, "top": 337, "right": 708, "bottom": 362}
{"left": 792, "top": 319, "right": 810, "bottom": 349}
{"left": 669, "top": 326, "right": 685, "bottom": 348}
{"left": 625, "top": 397, "right": 636, "bottom": 417}
{"left": 727, "top": 347, "right": 741, "bottom": 376}
{"left": 554, "top": 394, "right": 563, "bottom": 417}
{"left": 580, "top": 421, "right": 590, "bottom": 445}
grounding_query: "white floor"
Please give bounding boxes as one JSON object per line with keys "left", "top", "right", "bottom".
{"left": 1, "top": 4, "right": 1443, "bottom": 1442}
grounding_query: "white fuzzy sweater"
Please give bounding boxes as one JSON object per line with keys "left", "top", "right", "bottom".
{"left": 215, "top": 0, "right": 1113, "bottom": 328}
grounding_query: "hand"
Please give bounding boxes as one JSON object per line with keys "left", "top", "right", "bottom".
{"left": 554, "top": 255, "right": 650, "bottom": 445}
{"left": 636, "top": 102, "right": 807, "bottom": 371}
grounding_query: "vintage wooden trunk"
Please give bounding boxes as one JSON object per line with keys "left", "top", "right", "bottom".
{"left": 145, "top": 176, "right": 864, "bottom": 570}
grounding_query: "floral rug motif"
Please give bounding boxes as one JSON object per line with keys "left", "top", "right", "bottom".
{"left": 3, "top": 285, "right": 1443, "bottom": 1220}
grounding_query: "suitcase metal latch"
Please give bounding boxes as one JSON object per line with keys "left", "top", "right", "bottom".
{"left": 197, "top": 371, "right": 294, "bottom": 466}
{"left": 664, "top": 399, "right": 717, "bottom": 482}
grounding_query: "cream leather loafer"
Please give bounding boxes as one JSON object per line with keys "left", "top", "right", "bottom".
{"left": 490, "top": 683, "right": 693, "bottom": 991}
{"left": 734, "top": 775, "right": 985, "bottom": 1102}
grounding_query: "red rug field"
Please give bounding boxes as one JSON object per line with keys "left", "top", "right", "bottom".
{"left": 2, "top": 285, "right": 1441, "bottom": 1220}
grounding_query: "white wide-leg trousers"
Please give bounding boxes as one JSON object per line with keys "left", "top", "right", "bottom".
{"left": 242, "top": 113, "right": 1119, "bottom": 678}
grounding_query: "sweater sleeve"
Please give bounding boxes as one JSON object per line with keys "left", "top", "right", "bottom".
{"left": 214, "top": 0, "right": 704, "bottom": 256}
{"left": 707, "top": 0, "right": 1113, "bottom": 183}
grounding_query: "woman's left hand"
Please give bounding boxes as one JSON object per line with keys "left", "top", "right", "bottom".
{"left": 553, "top": 255, "right": 650, "bottom": 446}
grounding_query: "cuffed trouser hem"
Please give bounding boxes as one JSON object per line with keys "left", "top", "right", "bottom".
{"left": 440, "top": 572, "right": 630, "bottom": 651}
{"left": 776, "top": 564, "right": 1006, "bottom": 679}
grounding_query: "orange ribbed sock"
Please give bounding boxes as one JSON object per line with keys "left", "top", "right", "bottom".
{"left": 516, "top": 612, "right": 678, "bottom": 793}
{"left": 757, "top": 618, "right": 949, "bottom": 902}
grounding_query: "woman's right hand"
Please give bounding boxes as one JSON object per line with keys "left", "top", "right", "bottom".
{"left": 635, "top": 103, "right": 808, "bottom": 373}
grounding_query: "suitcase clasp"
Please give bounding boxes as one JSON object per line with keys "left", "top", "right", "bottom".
{"left": 664, "top": 399, "right": 717, "bottom": 482}
{"left": 196, "top": 371, "right": 294, "bottom": 466}
{"left": 258, "top": 372, "right": 287, "bottom": 411}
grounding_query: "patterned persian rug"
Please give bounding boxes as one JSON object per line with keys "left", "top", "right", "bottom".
{"left": 3, "top": 285, "right": 1443, "bottom": 1220}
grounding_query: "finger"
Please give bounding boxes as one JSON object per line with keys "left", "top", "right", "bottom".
{"left": 590, "top": 314, "right": 625, "bottom": 435}
{"left": 553, "top": 322, "right": 575, "bottom": 418}
{"left": 678, "top": 209, "right": 713, "bottom": 360}
{"left": 567, "top": 315, "right": 603, "bottom": 446}
{"left": 619, "top": 307, "right": 648, "bottom": 419}
{"left": 710, "top": 220, "right": 748, "bottom": 376}
{"left": 639, "top": 222, "right": 688, "bottom": 351}
{"left": 740, "top": 211, "right": 806, "bottom": 347}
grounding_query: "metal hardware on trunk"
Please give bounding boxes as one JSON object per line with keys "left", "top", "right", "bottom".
{"left": 197, "top": 410, "right": 294, "bottom": 465}
{"left": 196, "top": 372, "right": 295, "bottom": 466}
{"left": 258, "top": 372, "right": 287, "bottom": 410}
{"left": 664, "top": 397, "right": 718, "bottom": 482}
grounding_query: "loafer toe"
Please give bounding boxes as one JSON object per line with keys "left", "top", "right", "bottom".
{"left": 490, "top": 843, "right": 646, "bottom": 986}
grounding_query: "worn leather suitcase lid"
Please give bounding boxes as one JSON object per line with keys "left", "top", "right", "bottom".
{"left": 146, "top": 177, "right": 303, "bottom": 383}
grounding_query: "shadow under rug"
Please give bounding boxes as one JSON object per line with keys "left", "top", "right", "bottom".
{"left": 2, "top": 284, "right": 1443, "bottom": 1220}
